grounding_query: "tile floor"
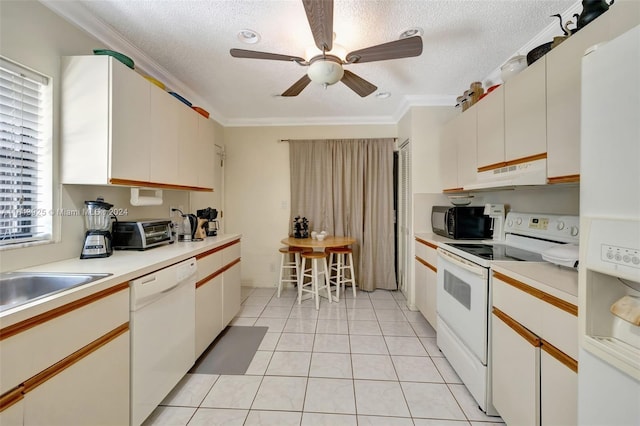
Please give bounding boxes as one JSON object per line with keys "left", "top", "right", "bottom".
{"left": 143, "top": 286, "right": 505, "bottom": 426}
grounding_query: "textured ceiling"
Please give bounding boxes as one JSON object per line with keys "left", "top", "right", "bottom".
{"left": 50, "top": 0, "right": 579, "bottom": 125}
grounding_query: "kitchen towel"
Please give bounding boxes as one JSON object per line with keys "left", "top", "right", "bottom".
{"left": 189, "top": 326, "right": 268, "bottom": 375}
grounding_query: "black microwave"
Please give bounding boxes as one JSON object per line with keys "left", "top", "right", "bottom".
{"left": 431, "top": 206, "right": 492, "bottom": 240}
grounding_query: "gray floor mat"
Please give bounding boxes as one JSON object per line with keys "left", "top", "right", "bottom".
{"left": 189, "top": 326, "right": 269, "bottom": 375}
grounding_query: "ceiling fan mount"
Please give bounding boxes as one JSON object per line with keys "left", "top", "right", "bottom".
{"left": 230, "top": 0, "right": 423, "bottom": 97}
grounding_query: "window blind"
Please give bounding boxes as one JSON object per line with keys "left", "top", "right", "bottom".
{"left": 0, "top": 57, "right": 51, "bottom": 246}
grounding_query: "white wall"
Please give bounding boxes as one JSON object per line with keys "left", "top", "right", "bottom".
{"left": 223, "top": 124, "right": 396, "bottom": 287}
{"left": 0, "top": 1, "right": 221, "bottom": 272}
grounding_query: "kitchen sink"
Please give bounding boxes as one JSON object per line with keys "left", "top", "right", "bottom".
{"left": 0, "top": 272, "right": 112, "bottom": 313}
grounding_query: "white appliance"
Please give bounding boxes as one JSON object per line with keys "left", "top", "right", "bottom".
{"left": 130, "top": 257, "right": 197, "bottom": 426}
{"left": 578, "top": 25, "right": 640, "bottom": 425}
{"left": 437, "top": 211, "right": 580, "bottom": 416}
{"left": 463, "top": 157, "right": 547, "bottom": 191}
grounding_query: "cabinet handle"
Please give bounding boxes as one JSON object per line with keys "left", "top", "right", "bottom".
{"left": 492, "top": 307, "right": 541, "bottom": 347}
{"left": 541, "top": 338, "right": 578, "bottom": 373}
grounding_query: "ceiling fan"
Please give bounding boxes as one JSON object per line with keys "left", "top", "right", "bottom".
{"left": 230, "top": 0, "right": 423, "bottom": 97}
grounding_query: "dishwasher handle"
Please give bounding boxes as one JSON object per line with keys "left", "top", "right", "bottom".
{"left": 130, "top": 257, "right": 197, "bottom": 310}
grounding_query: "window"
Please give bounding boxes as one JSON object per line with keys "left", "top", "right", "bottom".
{"left": 0, "top": 57, "right": 52, "bottom": 247}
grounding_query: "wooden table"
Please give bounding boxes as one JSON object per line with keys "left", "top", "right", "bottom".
{"left": 280, "top": 236, "right": 356, "bottom": 303}
{"left": 280, "top": 236, "right": 356, "bottom": 249}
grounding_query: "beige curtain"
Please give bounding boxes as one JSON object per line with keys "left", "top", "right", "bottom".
{"left": 289, "top": 138, "right": 396, "bottom": 291}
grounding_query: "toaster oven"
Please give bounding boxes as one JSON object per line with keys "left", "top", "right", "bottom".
{"left": 112, "top": 219, "right": 173, "bottom": 250}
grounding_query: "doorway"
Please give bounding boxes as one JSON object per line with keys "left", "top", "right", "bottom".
{"left": 396, "top": 139, "right": 411, "bottom": 297}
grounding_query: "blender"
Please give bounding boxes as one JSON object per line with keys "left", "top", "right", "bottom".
{"left": 81, "top": 197, "right": 114, "bottom": 259}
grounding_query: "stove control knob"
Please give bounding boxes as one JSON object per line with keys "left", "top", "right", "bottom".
{"left": 507, "top": 219, "right": 513, "bottom": 227}
{"left": 557, "top": 221, "right": 565, "bottom": 230}
{"left": 570, "top": 226, "right": 579, "bottom": 237}
{"left": 516, "top": 217, "right": 523, "bottom": 226}
{"left": 632, "top": 256, "right": 640, "bottom": 266}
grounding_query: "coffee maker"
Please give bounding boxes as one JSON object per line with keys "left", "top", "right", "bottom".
{"left": 197, "top": 207, "right": 219, "bottom": 237}
{"left": 81, "top": 197, "right": 114, "bottom": 259}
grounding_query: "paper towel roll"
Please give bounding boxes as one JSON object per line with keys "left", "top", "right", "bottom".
{"left": 130, "top": 188, "right": 163, "bottom": 206}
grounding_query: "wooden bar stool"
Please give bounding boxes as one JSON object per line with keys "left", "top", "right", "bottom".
{"left": 299, "top": 251, "right": 331, "bottom": 310}
{"left": 327, "top": 246, "right": 357, "bottom": 301}
{"left": 277, "top": 246, "right": 305, "bottom": 297}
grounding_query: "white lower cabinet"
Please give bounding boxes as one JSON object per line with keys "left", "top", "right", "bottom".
{"left": 414, "top": 238, "right": 438, "bottom": 328}
{"left": 23, "top": 331, "right": 130, "bottom": 426}
{"left": 492, "top": 309, "right": 540, "bottom": 426}
{"left": 194, "top": 239, "right": 242, "bottom": 357}
{"left": 0, "top": 284, "right": 130, "bottom": 426}
{"left": 222, "top": 261, "right": 241, "bottom": 327}
{"left": 195, "top": 275, "right": 223, "bottom": 357}
{"left": 541, "top": 348, "right": 578, "bottom": 426}
{"left": 491, "top": 272, "right": 578, "bottom": 426}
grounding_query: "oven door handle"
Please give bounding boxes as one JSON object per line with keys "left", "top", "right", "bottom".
{"left": 437, "top": 248, "right": 487, "bottom": 277}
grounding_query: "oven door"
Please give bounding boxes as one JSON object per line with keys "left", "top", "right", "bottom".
{"left": 437, "top": 248, "right": 489, "bottom": 364}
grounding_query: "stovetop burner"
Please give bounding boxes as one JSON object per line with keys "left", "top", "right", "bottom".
{"left": 448, "top": 243, "right": 544, "bottom": 262}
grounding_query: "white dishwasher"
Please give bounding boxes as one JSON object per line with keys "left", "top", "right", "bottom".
{"left": 130, "top": 257, "right": 197, "bottom": 426}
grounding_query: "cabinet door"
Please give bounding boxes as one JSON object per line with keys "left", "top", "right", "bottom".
{"left": 541, "top": 348, "right": 578, "bottom": 426}
{"left": 0, "top": 397, "right": 23, "bottom": 426}
{"left": 456, "top": 107, "right": 478, "bottom": 188}
{"left": 476, "top": 85, "right": 505, "bottom": 169}
{"left": 504, "top": 57, "right": 547, "bottom": 161}
{"left": 222, "top": 262, "right": 241, "bottom": 326}
{"left": 425, "top": 267, "right": 437, "bottom": 329}
{"left": 23, "top": 332, "right": 130, "bottom": 426}
{"left": 440, "top": 116, "right": 460, "bottom": 191}
{"left": 546, "top": 16, "right": 608, "bottom": 181}
{"left": 197, "top": 115, "right": 216, "bottom": 189}
{"left": 196, "top": 275, "right": 223, "bottom": 357}
{"left": 150, "top": 89, "right": 180, "bottom": 184}
{"left": 414, "top": 257, "right": 427, "bottom": 315}
{"left": 606, "top": 0, "right": 640, "bottom": 40}
{"left": 177, "top": 103, "right": 199, "bottom": 187}
{"left": 492, "top": 311, "right": 540, "bottom": 426}
{"left": 110, "top": 59, "right": 151, "bottom": 182}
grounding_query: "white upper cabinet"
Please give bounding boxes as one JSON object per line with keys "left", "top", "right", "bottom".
{"left": 196, "top": 115, "right": 217, "bottom": 189}
{"left": 476, "top": 85, "right": 505, "bottom": 170}
{"left": 546, "top": 0, "right": 640, "bottom": 183}
{"left": 504, "top": 56, "right": 547, "bottom": 162}
{"left": 440, "top": 116, "right": 460, "bottom": 191}
{"left": 457, "top": 105, "right": 478, "bottom": 188}
{"left": 61, "top": 55, "right": 214, "bottom": 191}
{"left": 61, "top": 56, "right": 151, "bottom": 185}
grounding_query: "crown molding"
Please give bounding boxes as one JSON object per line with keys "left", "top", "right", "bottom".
{"left": 224, "top": 114, "right": 398, "bottom": 127}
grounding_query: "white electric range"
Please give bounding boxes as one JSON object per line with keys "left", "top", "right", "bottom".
{"left": 436, "top": 211, "right": 580, "bottom": 416}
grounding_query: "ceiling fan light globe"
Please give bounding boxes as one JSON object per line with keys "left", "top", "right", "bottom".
{"left": 307, "top": 59, "right": 344, "bottom": 85}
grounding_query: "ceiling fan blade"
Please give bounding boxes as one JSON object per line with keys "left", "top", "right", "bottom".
{"left": 340, "top": 69, "right": 377, "bottom": 97}
{"left": 230, "top": 48, "right": 305, "bottom": 63}
{"left": 302, "top": 0, "right": 333, "bottom": 52}
{"left": 345, "top": 36, "right": 423, "bottom": 64}
{"left": 281, "top": 74, "right": 312, "bottom": 97}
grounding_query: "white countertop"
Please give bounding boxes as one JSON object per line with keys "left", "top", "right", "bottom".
{"left": 414, "top": 232, "right": 578, "bottom": 303}
{"left": 492, "top": 261, "right": 578, "bottom": 304}
{"left": 0, "top": 234, "right": 241, "bottom": 326}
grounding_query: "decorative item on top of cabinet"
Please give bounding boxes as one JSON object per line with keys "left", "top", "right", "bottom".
{"left": 576, "top": 0, "right": 614, "bottom": 30}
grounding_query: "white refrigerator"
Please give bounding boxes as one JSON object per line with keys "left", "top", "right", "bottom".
{"left": 578, "top": 24, "right": 640, "bottom": 425}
